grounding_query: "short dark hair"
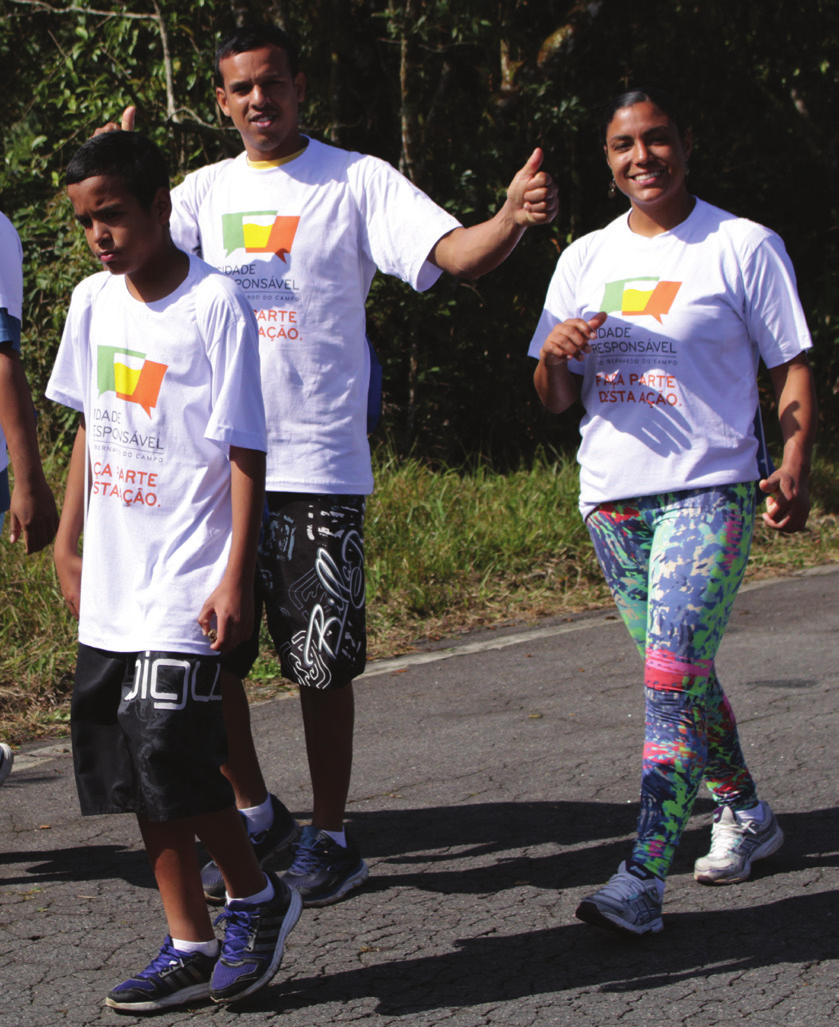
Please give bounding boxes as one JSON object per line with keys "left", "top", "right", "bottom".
{"left": 214, "top": 24, "right": 299, "bottom": 86}
{"left": 65, "top": 131, "right": 169, "bottom": 209}
{"left": 601, "top": 87, "right": 689, "bottom": 140}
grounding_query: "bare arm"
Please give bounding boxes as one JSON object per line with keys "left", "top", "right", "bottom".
{"left": 197, "top": 445, "right": 266, "bottom": 652}
{"left": 54, "top": 419, "right": 87, "bottom": 618}
{"left": 429, "top": 148, "right": 559, "bottom": 280}
{"left": 0, "top": 346, "right": 59, "bottom": 553}
{"left": 760, "top": 352, "right": 817, "bottom": 533}
{"left": 533, "top": 312, "right": 606, "bottom": 413}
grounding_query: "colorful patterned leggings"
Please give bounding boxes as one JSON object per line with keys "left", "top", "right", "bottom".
{"left": 587, "top": 483, "right": 759, "bottom": 880}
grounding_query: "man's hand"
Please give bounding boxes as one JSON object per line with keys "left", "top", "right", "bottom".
{"left": 506, "top": 148, "right": 559, "bottom": 227}
{"left": 93, "top": 106, "right": 136, "bottom": 136}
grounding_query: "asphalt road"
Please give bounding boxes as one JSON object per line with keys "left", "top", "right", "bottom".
{"left": 1, "top": 566, "right": 837, "bottom": 1027}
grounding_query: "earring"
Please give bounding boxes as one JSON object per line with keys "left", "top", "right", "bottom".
{"left": 608, "top": 179, "right": 617, "bottom": 199}
{"left": 685, "top": 164, "right": 690, "bottom": 177}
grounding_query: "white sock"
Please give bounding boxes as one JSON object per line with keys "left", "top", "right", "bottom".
{"left": 322, "top": 828, "right": 347, "bottom": 848}
{"left": 736, "top": 801, "right": 766, "bottom": 824}
{"left": 226, "top": 873, "right": 274, "bottom": 907}
{"left": 171, "top": 938, "right": 219, "bottom": 957}
{"left": 240, "top": 795, "right": 274, "bottom": 837}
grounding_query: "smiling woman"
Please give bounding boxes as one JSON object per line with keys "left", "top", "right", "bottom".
{"left": 528, "top": 86, "right": 817, "bottom": 939}
{"left": 602, "top": 89, "right": 694, "bottom": 236}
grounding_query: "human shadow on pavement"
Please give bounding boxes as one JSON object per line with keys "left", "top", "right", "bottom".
{"left": 274, "top": 797, "right": 834, "bottom": 896}
{"left": 0, "top": 843, "right": 154, "bottom": 890}
{"left": 251, "top": 884, "right": 839, "bottom": 1017}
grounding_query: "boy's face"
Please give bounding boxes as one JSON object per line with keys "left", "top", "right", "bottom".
{"left": 216, "top": 45, "right": 306, "bottom": 162}
{"left": 68, "top": 174, "right": 171, "bottom": 278}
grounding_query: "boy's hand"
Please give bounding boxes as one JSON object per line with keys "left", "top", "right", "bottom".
{"left": 198, "top": 577, "right": 254, "bottom": 652}
{"left": 54, "top": 546, "right": 83, "bottom": 619}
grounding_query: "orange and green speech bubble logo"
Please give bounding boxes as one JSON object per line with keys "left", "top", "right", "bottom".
{"left": 600, "top": 278, "right": 681, "bottom": 324}
{"left": 222, "top": 212, "right": 300, "bottom": 261}
{"left": 97, "top": 346, "right": 167, "bottom": 417}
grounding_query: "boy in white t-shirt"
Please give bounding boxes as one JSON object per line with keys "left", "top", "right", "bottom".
{"left": 48, "top": 131, "right": 301, "bottom": 1012}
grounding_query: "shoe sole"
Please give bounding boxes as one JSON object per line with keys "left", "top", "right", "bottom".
{"left": 210, "top": 887, "right": 303, "bottom": 1005}
{"left": 575, "top": 899, "right": 663, "bottom": 936}
{"left": 105, "top": 981, "right": 211, "bottom": 1011}
{"left": 203, "top": 820, "right": 302, "bottom": 906}
{"left": 693, "top": 824, "right": 784, "bottom": 885}
{"left": 296, "top": 859, "right": 369, "bottom": 908}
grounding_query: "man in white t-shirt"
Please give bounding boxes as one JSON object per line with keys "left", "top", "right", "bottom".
{"left": 107, "top": 22, "right": 558, "bottom": 907}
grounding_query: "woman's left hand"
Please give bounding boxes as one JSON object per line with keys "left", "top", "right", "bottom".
{"left": 759, "top": 467, "right": 810, "bottom": 533}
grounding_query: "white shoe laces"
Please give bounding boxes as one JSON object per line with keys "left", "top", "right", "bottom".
{"left": 708, "top": 805, "right": 762, "bottom": 857}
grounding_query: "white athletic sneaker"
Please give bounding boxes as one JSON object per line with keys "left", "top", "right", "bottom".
{"left": 575, "top": 862, "right": 664, "bottom": 936}
{"left": 693, "top": 801, "right": 784, "bottom": 885}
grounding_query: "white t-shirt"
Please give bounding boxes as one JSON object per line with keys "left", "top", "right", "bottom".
{"left": 47, "top": 256, "right": 266, "bottom": 654}
{"left": 170, "top": 138, "right": 461, "bottom": 494}
{"left": 0, "top": 212, "right": 24, "bottom": 477}
{"left": 528, "top": 199, "right": 813, "bottom": 517}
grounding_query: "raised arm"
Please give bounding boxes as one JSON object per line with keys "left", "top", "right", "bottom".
{"left": 0, "top": 346, "right": 59, "bottom": 553}
{"left": 760, "top": 352, "right": 817, "bottom": 533}
{"left": 430, "top": 148, "right": 558, "bottom": 280}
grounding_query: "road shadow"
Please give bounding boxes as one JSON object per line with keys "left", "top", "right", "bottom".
{"left": 240, "top": 887, "right": 839, "bottom": 1016}
{"left": 0, "top": 843, "right": 154, "bottom": 890}
{"left": 3, "top": 800, "right": 834, "bottom": 906}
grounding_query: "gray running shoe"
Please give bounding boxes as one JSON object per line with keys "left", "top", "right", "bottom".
{"left": 576, "top": 862, "right": 664, "bottom": 936}
{"left": 694, "top": 801, "right": 784, "bottom": 884}
{"left": 282, "top": 825, "right": 368, "bottom": 907}
{"left": 202, "top": 794, "right": 300, "bottom": 904}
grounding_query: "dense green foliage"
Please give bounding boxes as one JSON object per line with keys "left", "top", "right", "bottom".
{"left": 1, "top": 0, "right": 837, "bottom": 462}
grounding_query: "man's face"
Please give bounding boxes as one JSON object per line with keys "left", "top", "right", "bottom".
{"left": 68, "top": 175, "right": 169, "bottom": 280}
{"left": 216, "top": 45, "right": 306, "bottom": 162}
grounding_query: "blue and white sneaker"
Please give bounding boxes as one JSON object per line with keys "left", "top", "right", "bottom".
{"left": 202, "top": 794, "right": 300, "bottom": 904}
{"left": 575, "top": 862, "right": 664, "bottom": 936}
{"left": 210, "top": 871, "right": 302, "bottom": 1004}
{"left": 694, "top": 801, "right": 784, "bottom": 884}
{"left": 105, "top": 937, "right": 214, "bottom": 1010}
{"left": 282, "top": 825, "right": 369, "bottom": 907}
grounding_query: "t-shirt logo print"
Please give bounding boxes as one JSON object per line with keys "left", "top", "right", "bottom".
{"left": 97, "top": 345, "right": 168, "bottom": 417}
{"left": 600, "top": 277, "right": 682, "bottom": 324}
{"left": 221, "top": 211, "right": 300, "bottom": 261}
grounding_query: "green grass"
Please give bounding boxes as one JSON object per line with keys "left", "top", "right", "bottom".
{"left": 2, "top": 445, "right": 838, "bottom": 744}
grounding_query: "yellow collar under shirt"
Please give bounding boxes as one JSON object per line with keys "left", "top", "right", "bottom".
{"left": 246, "top": 141, "right": 309, "bottom": 170}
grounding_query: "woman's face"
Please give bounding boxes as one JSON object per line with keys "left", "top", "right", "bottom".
{"left": 604, "top": 101, "right": 692, "bottom": 212}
